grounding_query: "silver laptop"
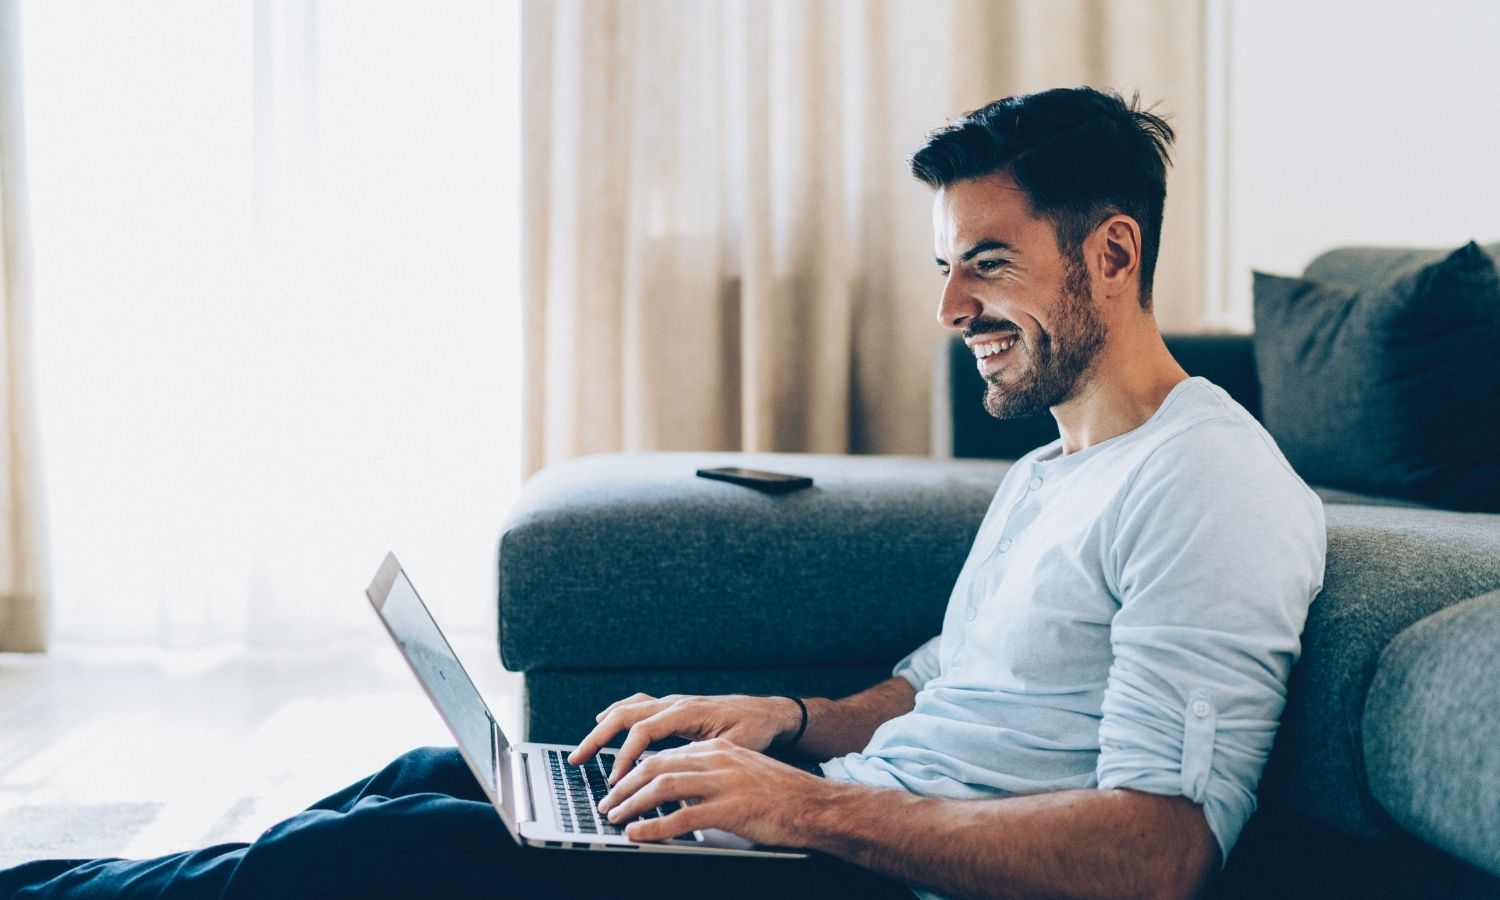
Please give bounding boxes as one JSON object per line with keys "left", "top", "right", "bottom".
{"left": 364, "top": 552, "right": 806, "bottom": 858}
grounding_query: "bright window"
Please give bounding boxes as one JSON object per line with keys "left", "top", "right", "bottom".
{"left": 21, "top": 0, "right": 521, "bottom": 646}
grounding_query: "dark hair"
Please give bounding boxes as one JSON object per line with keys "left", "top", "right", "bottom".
{"left": 909, "top": 87, "right": 1174, "bottom": 308}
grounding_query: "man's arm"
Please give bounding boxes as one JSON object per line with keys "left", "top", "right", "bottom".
{"left": 788, "top": 676, "right": 915, "bottom": 760}
{"left": 600, "top": 740, "right": 1218, "bottom": 900}
{"left": 807, "top": 780, "right": 1218, "bottom": 900}
{"left": 569, "top": 677, "right": 916, "bottom": 779}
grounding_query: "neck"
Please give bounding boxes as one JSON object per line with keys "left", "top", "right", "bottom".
{"left": 1050, "top": 325, "right": 1188, "bottom": 455}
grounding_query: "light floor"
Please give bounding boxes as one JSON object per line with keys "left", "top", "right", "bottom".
{"left": 0, "top": 634, "right": 523, "bottom": 867}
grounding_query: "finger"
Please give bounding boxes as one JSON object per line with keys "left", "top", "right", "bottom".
{"left": 623, "top": 800, "right": 718, "bottom": 843}
{"left": 605, "top": 772, "right": 717, "bottom": 826}
{"left": 607, "top": 701, "right": 721, "bottom": 781}
{"left": 569, "top": 698, "right": 665, "bottom": 764}
{"left": 593, "top": 692, "right": 655, "bottom": 723}
{"left": 609, "top": 710, "right": 684, "bottom": 783}
{"left": 600, "top": 746, "right": 714, "bottom": 814}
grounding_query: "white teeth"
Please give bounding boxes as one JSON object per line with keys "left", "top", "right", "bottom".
{"left": 971, "top": 338, "right": 1017, "bottom": 359}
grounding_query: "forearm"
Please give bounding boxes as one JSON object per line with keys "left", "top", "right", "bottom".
{"left": 801, "top": 784, "right": 1218, "bottom": 900}
{"left": 790, "top": 677, "right": 915, "bottom": 760}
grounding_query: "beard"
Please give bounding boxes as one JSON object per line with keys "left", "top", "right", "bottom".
{"left": 976, "top": 258, "right": 1108, "bottom": 420}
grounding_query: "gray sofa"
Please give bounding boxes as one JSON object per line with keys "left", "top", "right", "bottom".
{"left": 498, "top": 251, "right": 1500, "bottom": 896}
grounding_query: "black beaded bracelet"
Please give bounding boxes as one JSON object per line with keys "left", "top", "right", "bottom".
{"left": 779, "top": 695, "right": 809, "bottom": 748}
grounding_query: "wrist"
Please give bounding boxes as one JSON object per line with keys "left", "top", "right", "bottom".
{"left": 796, "top": 779, "right": 878, "bottom": 853}
{"left": 773, "top": 695, "right": 808, "bottom": 746}
{"left": 777, "top": 696, "right": 800, "bottom": 742}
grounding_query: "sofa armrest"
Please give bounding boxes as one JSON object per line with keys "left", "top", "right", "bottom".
{"left": 499, "top": 452, "right": 1008, "bottom": 673}
{"left": 1258, "top": 505, "right": 1500, "bottom": 837}
{"left": 1363, "top": 589, "right": 1500, "bottom": 877}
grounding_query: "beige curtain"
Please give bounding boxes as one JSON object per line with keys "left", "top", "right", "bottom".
{"left": 0, "top": 0, "right": 47, "bottom": 652}
{"left": 523, "top": 0, "right": 1204, "bottom": 474}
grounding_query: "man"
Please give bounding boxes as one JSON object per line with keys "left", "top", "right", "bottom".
{"left": 0, "top": 87, "right": 1324, "bottom": 900}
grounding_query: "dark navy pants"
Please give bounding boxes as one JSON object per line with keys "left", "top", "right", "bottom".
{"left": 0, "top": 747, "right": 913, "bottom": 899}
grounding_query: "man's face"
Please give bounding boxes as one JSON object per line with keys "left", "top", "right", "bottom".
{"left": 932, "top": 172, "right": 1107, "bottom": 420}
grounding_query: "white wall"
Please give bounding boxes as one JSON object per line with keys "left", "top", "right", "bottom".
{"left": 1211, "top": 0, "right": 1500, "bottom": 329}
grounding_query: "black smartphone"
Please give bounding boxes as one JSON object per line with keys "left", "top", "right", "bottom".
{"left": 695, "top": 466, "right": 814, "bottom": 494}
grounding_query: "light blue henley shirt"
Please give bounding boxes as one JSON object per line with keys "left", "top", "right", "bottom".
{"left": 821, "top": 377, "right": 1326, "bottom": 882}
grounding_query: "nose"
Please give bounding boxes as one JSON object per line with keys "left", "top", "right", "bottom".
{"left": 937, "top": 273, "right": 980, "bottom": 332}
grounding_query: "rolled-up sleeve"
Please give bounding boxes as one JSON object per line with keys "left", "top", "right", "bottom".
{"left": 1095, "top": 426, "right": 1325, "bottom": 864}
{"left": 893, "top": 635, "right": 942, "bottom": 691}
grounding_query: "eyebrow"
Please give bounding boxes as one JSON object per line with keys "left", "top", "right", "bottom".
{"left": 935, "top": 239, "right": 1014, "bottom": 267}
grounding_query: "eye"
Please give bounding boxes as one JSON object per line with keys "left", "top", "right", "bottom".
{"left": 975, "top": 259, "right": 1006, "bottom": 273}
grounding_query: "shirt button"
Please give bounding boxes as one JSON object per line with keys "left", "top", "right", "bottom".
{"left": 1028, "top": 476, "right": 1043, "bottom": 490}
{"left": 998, "top": 538, "right": 1012, "bottom": 553}
{"left": 964, "top": 606, "right": 977, "bottom": 622}
{"left": 1192, "top": 700, "right": 1211, "bottom": 718}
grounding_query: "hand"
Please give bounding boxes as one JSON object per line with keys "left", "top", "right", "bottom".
{"left": 597, "top": 737, "right": 834, "bottom": 846}
{"left": 568, "top": 692, "right": 802, "bottom": 783}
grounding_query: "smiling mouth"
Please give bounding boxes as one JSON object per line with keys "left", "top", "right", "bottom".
{"left": 971, "top": 336, "right": 1017, "bottom": 360}
{"left": 971, "top": 334, "right": 1020, "bottom": 376}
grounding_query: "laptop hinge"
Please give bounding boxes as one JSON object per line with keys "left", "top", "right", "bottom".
{"left": 490, "top": 716, "right": 532, "bottom": 825}
{"left": 511, "top": 748, "right": 535, "bottom": 824}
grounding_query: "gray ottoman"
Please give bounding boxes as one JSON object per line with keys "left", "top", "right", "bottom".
{"left": 498, "top": 451, "right": 1007, "bottom": 743}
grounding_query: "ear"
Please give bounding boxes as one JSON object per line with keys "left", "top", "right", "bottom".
{"left": 1087, "top": 214, "right": 1142, "bottom": 304}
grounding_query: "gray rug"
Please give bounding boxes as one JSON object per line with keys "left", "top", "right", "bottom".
{"left": 0, "top": 802, "right": 163, "bottom": 868}
{"left": 0, "top": 796, "right": 272, "bottom": 869}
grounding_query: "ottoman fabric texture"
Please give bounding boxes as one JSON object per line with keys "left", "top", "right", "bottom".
{"left": 499, "top": 452, "right": 1007, "bottom": 672}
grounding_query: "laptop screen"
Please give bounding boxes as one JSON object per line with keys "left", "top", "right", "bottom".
{"left": 366, "top": 555, "right": 504, "bottom": 803}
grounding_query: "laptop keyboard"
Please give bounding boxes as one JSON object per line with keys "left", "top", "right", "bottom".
{"left": 544, "top": 749, "right": 689, "bottom": 837}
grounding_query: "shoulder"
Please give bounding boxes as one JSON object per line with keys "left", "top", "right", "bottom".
{"left": 1104, "top": 383, "right": 1327, "bottom": 606}
{"left": 1116, "top": 380, "right": 1325, "bottom": 539}
{"left": 1140, "top": 380, "right": 1310, "bottom": 490}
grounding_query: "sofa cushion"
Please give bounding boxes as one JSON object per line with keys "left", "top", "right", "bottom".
{"left": 1251, "top": 241, "right": 1500, "bottom": 512}
{"left": 1362, "top": 590, "right": 1500, "bottom": 877}
{"left": 1312, "top": 487, "right": 1433, "bottom": 509}
{"left": 499, "top": 452, "right": 1007, "bottom": 672}
{"left": 1259, "top": 505, "right": 1500, "bottom": 837}
{"left": 1304, "top": 240, "right": 1500, "bottom": 290}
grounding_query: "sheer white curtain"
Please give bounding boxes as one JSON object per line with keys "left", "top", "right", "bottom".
{"left": 22, "top": 0, "right": 521, "bottom": 648}
{"left": 523, "top": 0, "right": 1205, "bottom": 473}
{"left": 0, "top": 0, "right": 46, "bottom": 653}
